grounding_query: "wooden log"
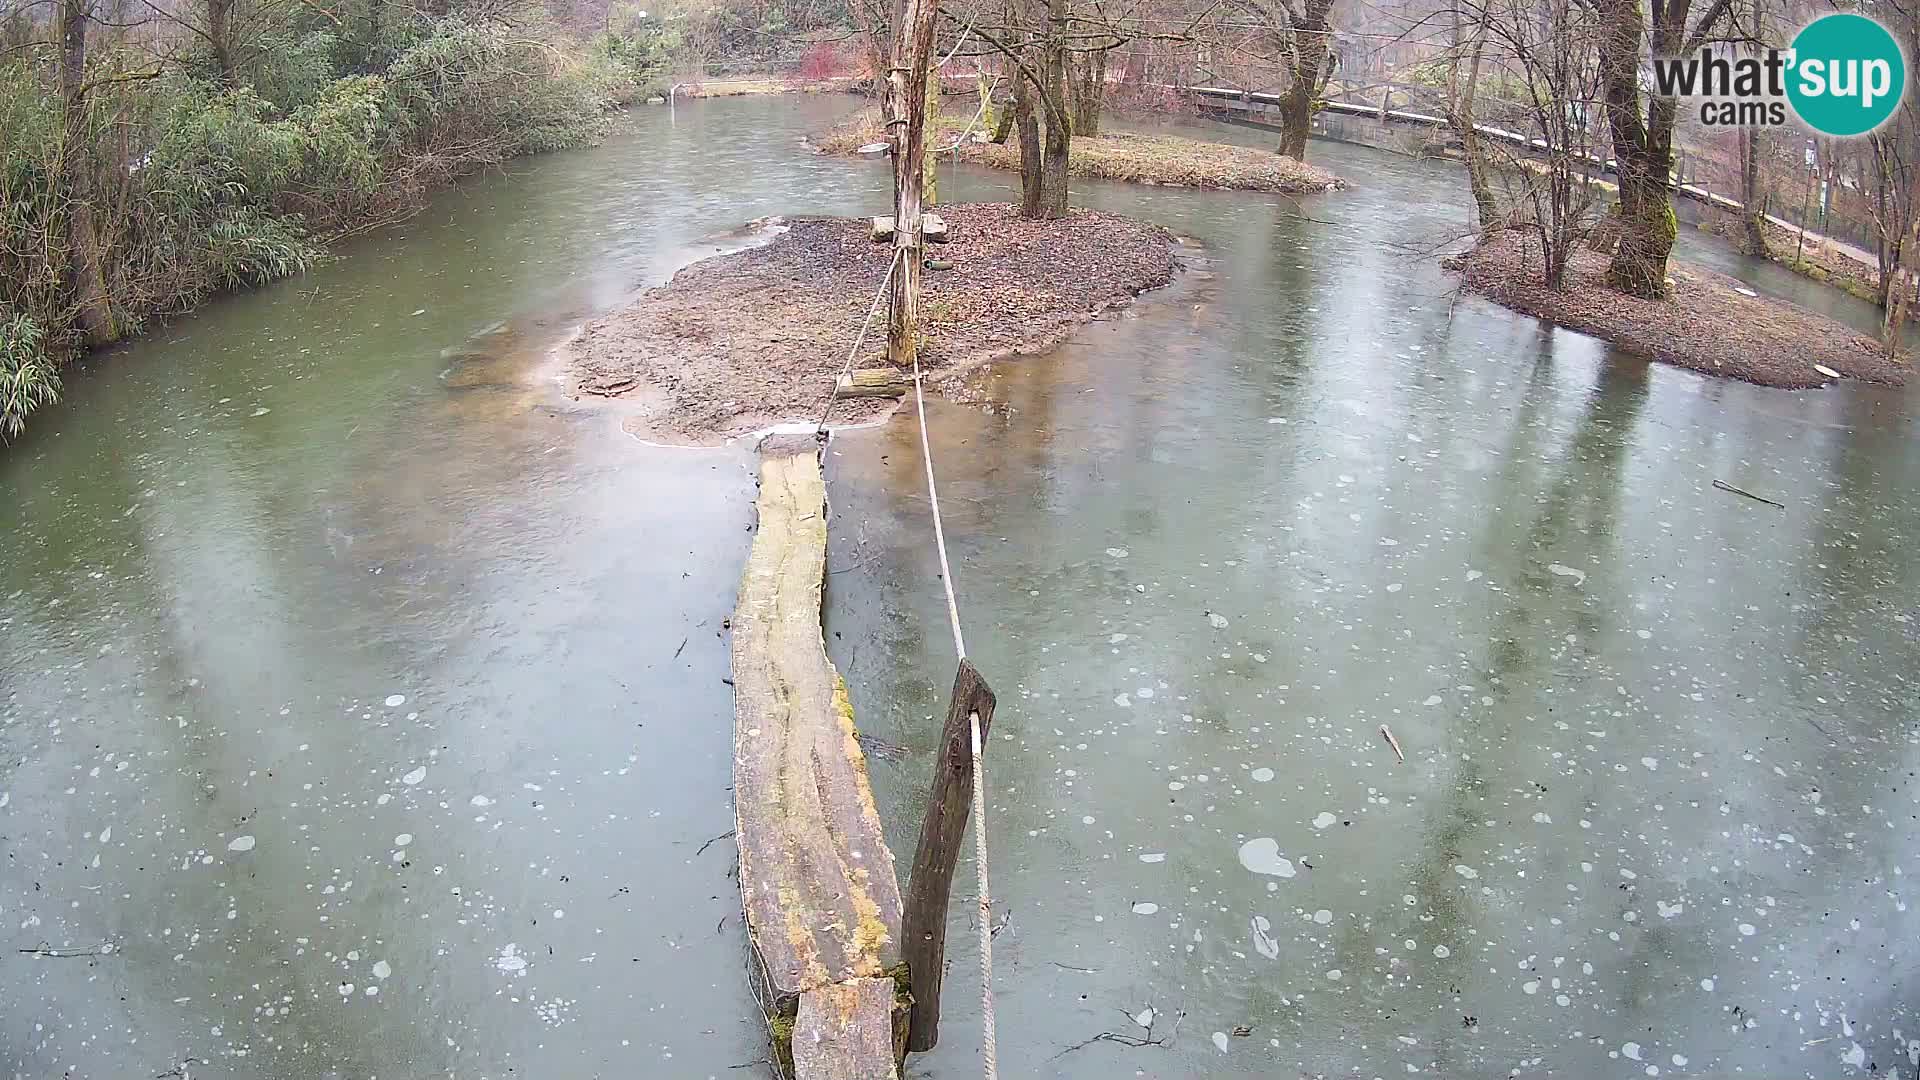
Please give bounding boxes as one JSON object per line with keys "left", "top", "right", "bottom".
{"left": 899, "top": 659, "right": 997, "bottom": 1052}
{"left": 835, "top": 368, "right": 911, "bottom": 399}
{"left": 732, "top": 435, "right": 906, "bottom": 1078}
{"left": 868, "top": 213, "right": 949, "bottom": 244}
{"left": 793, "top": 979, "right": 902, "bottom": 1080}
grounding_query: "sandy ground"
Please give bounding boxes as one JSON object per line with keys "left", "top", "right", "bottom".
{"left": 565, "top": 203, "right": 1179, "bottom": 442}
{"left": 1452, "top": 231, "right": 1910, "bottom": 390}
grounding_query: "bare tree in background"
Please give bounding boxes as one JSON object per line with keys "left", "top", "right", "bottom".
{"left": 1463, "top": 0, "right": 1605, "bottom": 287}
{"left": 1446, "top": 0, "right": 1497, "bottom": 229}
{"left": 1221, "top": 0, "right": 1334, "bottom": 159}
{"left": 1871, "top": 0, "right": 1920, "bottom": 352}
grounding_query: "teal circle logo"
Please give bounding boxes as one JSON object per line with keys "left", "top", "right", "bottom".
{"left": 1787, "top": 13, "right": 1906, "bottom": 137}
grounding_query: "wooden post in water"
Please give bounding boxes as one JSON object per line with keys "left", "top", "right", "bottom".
{"left": 884, "top": 0, "right": 937, "bottom": 368}
{"left": 900, "top": 659, "right": 996, "bottom": 1052}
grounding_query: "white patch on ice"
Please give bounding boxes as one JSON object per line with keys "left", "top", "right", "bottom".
{"left": 401, "top": 766, "right": 427, "bottom": 786}
{"left": 1699, "top": 978, "right": 1715, "bottom": 992}
{"left": 1641, "top": 757, "right": 1660, "bottom": 770}
{"left": 1251, "top": 915, "right": 1281, "bottom": 959}
{"left": 1106, "top": 547, "right": 1129, "bottom": 559}
{"left": 1212, "top": 1031, "right": 1231, "bottom": 1053}
{"left": 1207, "top": 612, "right": 1230, "bottom": 628}
{"left": 393, "top": 833, "right": 412, "bottom": 847}
{"left": 1547, "top": 564, "right": 1587, "bottom": 585}
{"left": 227, "top": 835, "right": 256, "bottom": 852}
{"left": 1313, "top": 811, "right": 1337, "bottom": 829}
{"left": 1454, "top": 864, "right": 1479, "bottom": 880}
{"left": 1139, "top": 853, "right": 1166, "bottom": 864}
{"left": 470, "top": 795, "right": 493, "bottom": 807}
{"left": 1738, "top": 923, "right": 1757, "bottom": 936}
{"left": 494, "top": 943, "right": 528, "bottom": 976}
{"left": 1623, "top": 1042, "right": 1643, "bottom": 1061}
{"left": 1238, "top": 838, "right": 1296, "bottom": 879}
{"left": 1657, "top": 900, "right": 1684, "bottom": 919}
{"left": 372, "top": 960, "right": 392, "bottom": 980}
{"left": 1324, "top": 968, "right": 1342, "bottom": 980}
{"left": 385, "top": 694, "right": 406, "bottom": 708}
{"left": 1843, "top": 1043, "right": 1867, "bottom": 1068}
{"left": 1523, "top": 980, "right": 1540, "bottom": 995}
{"left": 1433, "top": 944, "right": 1451, "bottom": 958}
{"left": 1313, "top": 909, "right": 1333, "bottom": 925}
{"left": 1251, "top": 767, "right": 1275, "bottom": 783}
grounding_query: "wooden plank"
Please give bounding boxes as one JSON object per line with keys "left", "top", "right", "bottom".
{"left": 732, "top": 436, "right": 905, "bottom": 1075}
{"left": 792, "top": 978, "right": 903, "bottom": 1080}
{"left": 868, "top": 214, "right": 950, "bottom": 243}
{"left": 900, "top": 659, "right": 997, "bottom": 1052}
{"left": 835, "top": 368, "right": 911, "bottom": 399}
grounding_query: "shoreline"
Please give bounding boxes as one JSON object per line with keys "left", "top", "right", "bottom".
{"left": 1450, "top": 231, "right": 1909, "bottom": 391}
{"left": 814, "top": 107, "right": 1347, "bottom": 195}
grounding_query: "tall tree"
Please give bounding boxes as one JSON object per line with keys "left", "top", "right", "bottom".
{"left": 1589, "top": 0, "right": 1733, "bottom": 297}
{"left": 57, "top": 0, "right": 119, "bottom": 345}
{"left": 1225, "top": 0, "right": 1335, "bottom": 160}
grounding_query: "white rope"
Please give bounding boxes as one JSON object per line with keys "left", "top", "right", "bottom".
{"left": 970, "top": 710, "right": 997, "bottom": 1080}
{"left": 910, "top": 351, "right": 968, "bottom": 662}
{"left": 910, "top": 341, "right": 994, "bottom": 1080}
{"left": 816, "top": 249, "right": 905, "bottom": 433}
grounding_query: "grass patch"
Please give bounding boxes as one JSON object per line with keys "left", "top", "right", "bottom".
{"left": 816, "top": 107, "right": 1345, "bottom": 194}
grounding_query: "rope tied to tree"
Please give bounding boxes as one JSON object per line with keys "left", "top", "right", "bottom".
{"left": 815, "top": 248, "right": 904, "bottom": 435}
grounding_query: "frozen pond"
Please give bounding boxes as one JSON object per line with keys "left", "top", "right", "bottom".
{"left": 3, "top": 92, "right": 1917, "bottom": 1079}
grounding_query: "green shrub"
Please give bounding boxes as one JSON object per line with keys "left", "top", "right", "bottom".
{"left": 0, "top": 309, "right": 57, "bottom": 441}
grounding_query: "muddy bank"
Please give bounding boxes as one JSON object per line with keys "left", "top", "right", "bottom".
{"left": 566, "top": 203, "right": 1179, "bottom": 441}
{"left": 816, "top": 108, "right": 1345, "bottom": 194}
{"left": 1451, "top": 231, "right": 1909, "bottom": 390}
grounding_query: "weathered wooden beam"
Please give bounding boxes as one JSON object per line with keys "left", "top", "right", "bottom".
{"left": 899, "top": 659, "right": 997, "bottom": 1052}
{"left": 835, "top": 368, "right": 912, "bottom": 399}
{"left": 793, "top": 979, "right": 902, "bottom": 1080}
{"left": 732, "top": 435, "right": 906, "bottom": 1079}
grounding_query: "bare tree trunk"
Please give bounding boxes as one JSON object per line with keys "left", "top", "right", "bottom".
{"left": 1069, "top": 49, "right": 1104, "bottom": 135}
{"left": 1036, "top": 6, "right": 1070, "bottom": 219}
{"left": 207, "top": 0, "right": 235, "bottom": 82}
{"left": 1595, "top": 0, "right": 1696, "bottom": 298}
{"left": 1735, "top": 128, "right": 1768, "bottom": 255}
{"left": 1449, "top": 14, "right": 1497, "bottom": 230}
{"left": 1012, "top": 65, "right": 1043, "bottom": 215}
{"left": 59, "top": 0, "right": 117, "bottom": 346}
{"left": 1884, "top": 174, "right": 1920, "bottom": 354}
{"left": 1276, "top": 0, "right": 1333, "bottom": 161}
{"left": 884, "top": 0, "right": 937, "bottom": 367}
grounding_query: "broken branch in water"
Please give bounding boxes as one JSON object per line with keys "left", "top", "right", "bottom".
{"left": 1052, "top": 1004, "right": 1184, "bottom": 1059}
{"left": 694, "top": 829, "right": 735, "bottom": 856}
{"left": 19, "top": 941, "right": 115, "bottom": 958}
{"left": 1712, "top": 479, "right": 1786, "bottom": 509}
{"left": 1379, "top": 724, "right": 1405, "bottom": 764}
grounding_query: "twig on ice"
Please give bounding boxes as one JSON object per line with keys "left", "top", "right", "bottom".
{"left": 1379, "top": 724, "right": 1405, "bottom": 764}
{"left": 1712, "top": 479, "right": 1785, "bottom": 509}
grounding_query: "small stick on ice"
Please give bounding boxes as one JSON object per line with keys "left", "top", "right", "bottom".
{"left": 1379, "top": 724, "right": 1405, "bottom": 764}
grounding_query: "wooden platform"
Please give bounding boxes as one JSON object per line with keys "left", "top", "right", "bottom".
{"left": 731, "top": 435, "right": 905, "bottom": 1079}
